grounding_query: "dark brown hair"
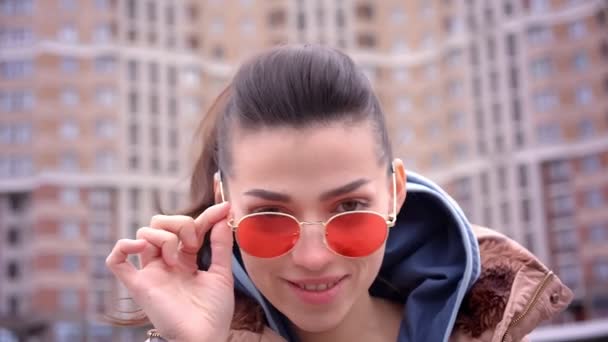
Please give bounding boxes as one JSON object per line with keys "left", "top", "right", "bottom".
{"left": 103, "top": 44, "right": 393, "bottom": 332}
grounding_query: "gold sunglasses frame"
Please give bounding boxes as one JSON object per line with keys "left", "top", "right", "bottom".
{"left": 218, "top": 166, "right": 398, "bottom": 258}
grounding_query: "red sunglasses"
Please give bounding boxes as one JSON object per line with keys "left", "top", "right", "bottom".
{"left": 219, "top": 168, "right": 397, "bottom": 258}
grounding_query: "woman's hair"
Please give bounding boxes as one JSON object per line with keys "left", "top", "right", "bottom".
{"left": 103, "top": 44, "right": 393, "bottom": 332}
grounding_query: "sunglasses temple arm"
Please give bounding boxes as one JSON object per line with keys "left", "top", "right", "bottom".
{"left": 218, "top": 171, "right": 227, "bottom": 202}
{"left": 388, "top": 168, "right": 398, "bottom": 227}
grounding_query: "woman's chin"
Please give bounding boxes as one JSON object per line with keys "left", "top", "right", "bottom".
{"left": 286, "top": 309, "right": 345, "bottom": 333}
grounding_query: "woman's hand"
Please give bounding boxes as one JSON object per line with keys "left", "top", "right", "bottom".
{"left": 106, "top": 202, "right": 235, "bottom": 342}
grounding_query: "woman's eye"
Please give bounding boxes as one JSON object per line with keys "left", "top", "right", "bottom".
{"left": 336, "top": 200, "right": 367, "bottom": 212}
{"left": 251, "top": 207, "right": 283, "bottom": 214}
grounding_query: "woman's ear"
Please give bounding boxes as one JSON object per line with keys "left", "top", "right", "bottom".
{"left": 392, "top": 158, "right": 407, "bottom": 213}
{"left": 213, "top": 171, "right": 223, "bottom": 204}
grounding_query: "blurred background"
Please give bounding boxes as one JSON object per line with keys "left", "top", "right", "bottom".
{"left": 0, "top": 0, "right": 607, "bottom": 341}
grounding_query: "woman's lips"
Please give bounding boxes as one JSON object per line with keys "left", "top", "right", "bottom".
{"left": 285, "top": 275, "right": 349, "bottom": 305}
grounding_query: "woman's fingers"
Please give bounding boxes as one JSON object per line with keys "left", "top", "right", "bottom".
{"left": 194, "top": 202, "right": 231, "bottom": 239}
{"left": 137, "top": 237, "right": 161, "bottom": 268}
{"left": 106, "top": 239, "right": 146, "bottom": 288}
{"left": 194, "top": 202, "right": 233, "bottom": 280}
{"left": 136, "top": 227, "right": 179, "bottom": 266}
{"left": 149, "top": 215, "right": 199, "bottom": 253}
{"left": 207, "top": 219, "right": 234, "bottom": 281}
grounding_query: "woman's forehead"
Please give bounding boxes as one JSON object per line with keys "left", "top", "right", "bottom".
{"left": 229, "top": 122, "right": 383, "bottom": 181}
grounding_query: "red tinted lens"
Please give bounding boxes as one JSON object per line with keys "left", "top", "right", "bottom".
{"left": 235, "top": 214, "right": 300, "bottom": 258}
{"left": 325, "top": 212, "right": 388, "bottom": 257}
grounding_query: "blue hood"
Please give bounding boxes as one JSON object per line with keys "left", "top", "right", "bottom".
{"left": 230, "top": 171, "right": 481, "bottom": 342}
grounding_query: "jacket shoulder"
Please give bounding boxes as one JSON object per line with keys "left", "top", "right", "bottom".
{"left": 227, "top": 327, "right": 286, "bottom": 342}
{"left": 453, "top": 224, "right": 573, "bottom": 342}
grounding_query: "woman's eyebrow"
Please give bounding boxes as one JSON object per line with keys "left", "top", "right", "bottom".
{"left": 319, "top": 178, "right": 370, "bottom": 201}
{"left": 243, "top": 189, "right": 291, "bottom": 202}
{"left": 242, "top": 178, "right": 370, "bottom": 203}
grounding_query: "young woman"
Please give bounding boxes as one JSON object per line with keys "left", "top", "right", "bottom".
{"left": 106, "top": 45, "right": 573, "bottom": 342}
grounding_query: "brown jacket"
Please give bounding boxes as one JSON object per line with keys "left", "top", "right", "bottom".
{"left": 226, "top": 225, "right": 573, "bottom": 342}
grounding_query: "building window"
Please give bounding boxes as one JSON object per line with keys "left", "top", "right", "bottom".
{"left": 13, "top": 124, "right": 32, "bottom": 144}
{"left": 357, "top": 33, "right": 376, "bottom": 48}
{"left": 95, "top": 150, "right": 115, "bottom": 172}
{"left": 93, "top": 24, "right": 112, "bottom": 43}
{"left": 422, "top": 34, "right": 435, "bottom": 49}
{"left": 95, "top": 119, "right": 114, "bottom": 139}
{"left": 530, "top": 57, "right": 553, "bottom": 78}
{"left": 0, "top": 28, "right": 35, "bottom": 47}
{"left": 61, "top": 88, "right": 79, "bottom": 106}
{"left": 356, "top": 3, "right": 374, "bottom": 21}
{"left": 392, "top": 67, "right": 408, "bottom": 82}
{"left": 447, "top": 80, "right": 464, "bottom": 98}
{"left": 594, "top": 259, "right": 608, "bottom": 282}
{"left": 169, "top": 129, "right": 178, "bottom": 149}
{"left": 59, "top": 289, "right": 80, "bottom": 311}
{"left": 150, "top": 125, "right": 159, "bottom": 146}
{"left": 129, "top": 155, "right": 139, "bottom": 170}
{"left": 557, "top": 263, "right": 582, "bottom": 289}
{"left": 554, "top": 229, "right": 577, "bottom": 250}
{"left": 446, "top": 49, "right": 463, "bottom": 67}
{"left": 95, "top": 87, "right": 116, "bottom": 107}
{"left": 61, "top": 57, "right": 80, "bottom": 74}
{"left": 58, "top": 24, "right": 78, "bottom": 43}
{"left": 0, "top": 0, "right": 35, "bottom": 15}
{"left": 396, "top": 97, "right": 411, "bottom": 115}
{"left": 128, "top": 91, "right": 138, "bottom": 113}
{"left": 581, "top": 155, "right": 602, "bottom": 174}
{"left": 7, "top": 227, "right": 20, "bottom": 245}
{"left": 165, "top": 4, "right": 175, "bottom": 26}
{"left": 148, "top": 62, "right": 159, "bottom": 84}
{"left": 61, "top": 255, "right": 80, "bottom": 273}
{"left": 533, "top": 90, "right": 559, "bottom": 112}
{"left": 59, "top": 119, "right": 79, "bottom": 140}
{"left": 94, "top": 55, "right": 116, "bottom": 73}
{"left": 89, "top": 189, "right": 112, "bottom": 209}
{"left": 92, "top": 255, "right": 110, "bottom": 278}
{"left": 575, "top": 85, "right": 593, "bottom": 105}
{"left": 589, "top": 223, "right": 608, "bottom": 243}
{"left": 60, "top": 220, "right": 80, "bottom": 240}
{"left": 8, "top": 296, "right": 19, "bottom": 315}
{"left": 530, "top": 0, "right": 550, "bottom": 13}
{"left": 521, "top": 198, "right": 531, "bottom": 222}
{"left": 568, "top": 20, "right": 586, "bottom": 39}
{"left": 95, "top": 0, "right": 110, "bottom": 10}
{"left": 584, "top": 189, "right": 604, "bottom": 209}
{"left": 59, "top": 151, "right": 79, "bottom": 171}
{"left": 527, "top": 25, "right": 552, "bottom": 44}
{"left": 573, "top": 52, "right": 589, "bottom": 71}
{"left": 578, "top": 118, "right": 595, "bottom": 138}
{"left": 547, "top": 160, "right": 571, "bottom": 180}
{"left": 0, "top": 59, "right": 34, "bottom": 79}
{"left": 7, "top": 261, "right": 19, "bottom": 279}
{"left": 127, "top": 60, "right": 138, "bottom": 81}
{"left": 210, "top": 18, "right": 224, "bottom": 34}
{"left": 183, "top": 66, "right": 200, "bottom": 86}
{"left": 391, "top": 40, "right": 408, "bottom": 54}
{"left": 59, "top": 0, "right": 76, "bottom": 10}
{"left": 146, "top": 0, "right": 156, "bottom": 21}
{"left": 391, "top": 7, "right": 405, "bottom": 24}
{"left": 506, "top": 34, "right": 517, "bottom": 56}
{"left": 90, "top": 220, "right": 112, "bottom": 242}
{"left": 60, "top": 187, "right": 80, "bottom": 205}
{"left": 126, "top": 0, "right": 136, "bottom": 19}
{"left": 240, "top": 18, "right": 255, "bottom": 35}
{"left": 537, "top": 123, "right": 562, "bottom": 144}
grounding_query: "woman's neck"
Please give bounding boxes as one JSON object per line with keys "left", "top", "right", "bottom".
{"left": 294, "top": 294, "right": 403, "bottom": 342}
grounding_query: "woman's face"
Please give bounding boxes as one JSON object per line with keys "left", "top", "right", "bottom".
{"left": 223, "top": 120, "right": 405, "bottom": 333}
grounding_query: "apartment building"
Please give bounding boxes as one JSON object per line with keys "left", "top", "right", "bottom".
{"left": 1, "top": 0, "right": 607, "bottom": 340}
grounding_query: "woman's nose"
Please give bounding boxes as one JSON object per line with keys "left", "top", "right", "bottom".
{"left": 289, "top": 222, "right": 335, "bottom": 271}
